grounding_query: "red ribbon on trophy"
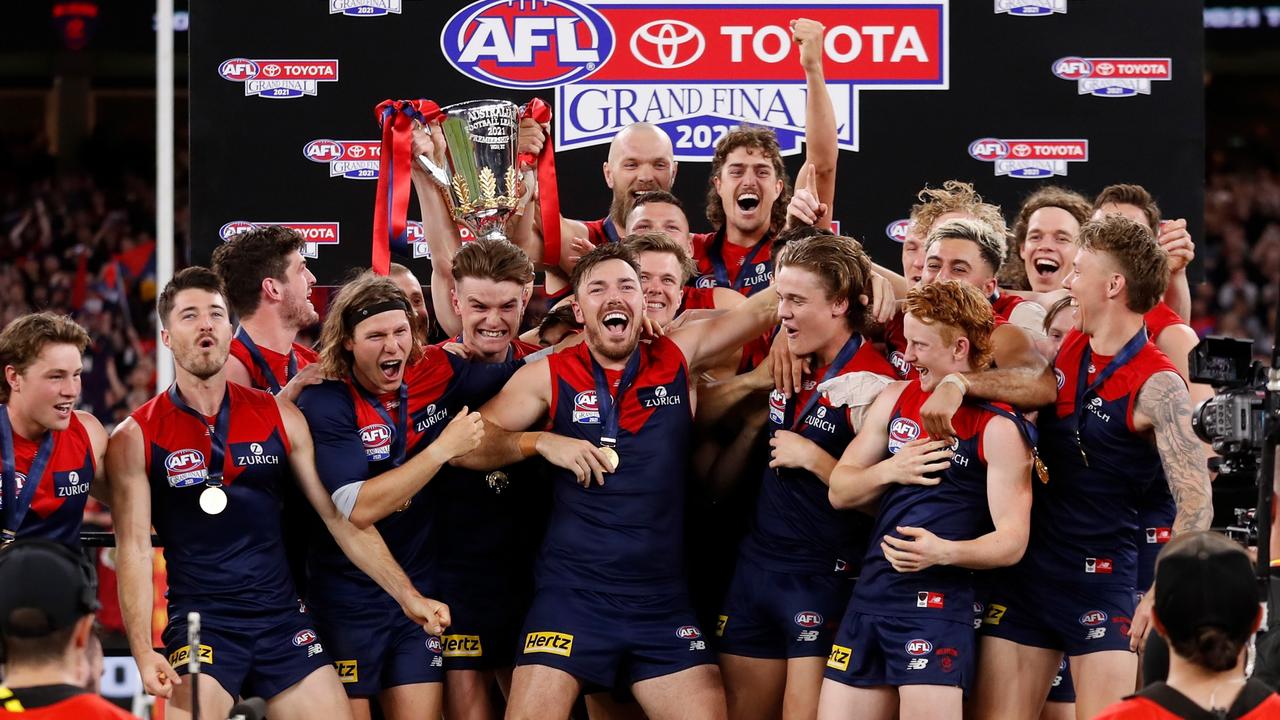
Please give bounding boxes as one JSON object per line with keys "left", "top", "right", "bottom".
{"left": 371, "top": 99, "right": 445, "bottom": 276}
{"left": 518, "top": 98, "right": 562, "bottom": 266}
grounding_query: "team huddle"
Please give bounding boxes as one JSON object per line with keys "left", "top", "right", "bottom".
{"left": 0, "top": 19, "right": 1214, "bottom": 720}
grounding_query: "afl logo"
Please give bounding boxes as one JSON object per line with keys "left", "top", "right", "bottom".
{"left": 905, "top": 639, "right": 933, "bottom": 656}
{"left": 440, "top": 0, "right": 615, "bottom": 90}
{"left": 676, "top": 625, "right": 702, "bottom": 640}
{"left": 361, "top": 424, "right": 392, "bottom": 448}
{"left": 219, "top": 221, "right": 258, "bottom": 240}
{"left": 1054, "top": 368, "right": 1066, "bottom": 390}
{"left": 631, "top": 20, "right": 705, "bottom": 70}
{"left": 166, "top": 450, "right": 205, "bottom": 473}
{"left": 1053, "top": 56, "right": 1094, "bottom": 80}
{"left": 889, "top": 418, "right": 921, "bottom": 447}
{"left": 794, "top": 612, "right": 823, "bottom": 628}
{"left": 889, "top": 350, "right": 913, "bottom": 378}
{"left": 217, "top": 58, "right": 259, "bottom": 81}
{"left": 886, "top": 219, "right": 911, "bottom": 243}
{"left": 968, "top": 138, "right": 1009, "bottom": 162}
{"left": 293, "top": 629, "right": 318, "bottom": 646}
{"left": 695, "top": 274, "right": 716, "bottom": 289}
{"left": 572, "top": 390, "right": 600, "bottom": 424}
{"left": 1079, "top": 610, "right": 1108, "bottom": 627}
{"left": 426, "top": 636, "right": 443, "bottom": 654}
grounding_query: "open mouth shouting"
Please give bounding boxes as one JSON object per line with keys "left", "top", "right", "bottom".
{"left": 736, "top": 191, "right": 761, "bottom": 214}
{"left": 601, "top": 309, "right": 631, "bottom": 339}
{"left": 1031, "top": 256, "right": 1061, "bottom": 282}
{"left": 378, "top": 358, "right": 404, "bottom": 381}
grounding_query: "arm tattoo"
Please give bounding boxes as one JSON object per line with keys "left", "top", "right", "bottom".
{"left": 1139, "top": 371, "right": 1213, "bottom": 534}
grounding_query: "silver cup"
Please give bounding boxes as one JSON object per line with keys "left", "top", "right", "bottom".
{"left": 417, "top": 99, "right": 523, "bottom": 243}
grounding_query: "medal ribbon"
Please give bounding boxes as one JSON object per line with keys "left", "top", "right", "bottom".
{"left": 978, "top": 402, "right": 1050, "bottom": 484}
{"left": 355, "top": 379, "right": 409, "bottom": 467}
{"left": 708, "top": 229, "right": 771, "bottom": 292}
{"left": 0, "top": 406, "right": 55, "bottom": 543}
{"left": 589, "top": 349, "right": 643, "bottom": 450}
{"left": 167, "top": 385, "right": 230, "bottom": 486}
{"left": 234, "top": 327, "right": 295, "bottom": 395}
{"left": 371, "top": 99, "right": 446, "bottom": 276}
{"left": 1073, "top": 327, "right": 1147, "bottom": 466}
{"left": 782, "top": 334, "right": 862, "bottom": 434}
{"left": 520, "top": 99, "right": 563, "bottom": 267}
{"left": 600, "top": 217, "right": 621, "bottom": 245}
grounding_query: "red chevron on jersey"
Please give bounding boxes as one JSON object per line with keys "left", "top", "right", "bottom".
{"left": 229, "top": 338, "right": 318, "bottom": 393}
{"left": 1142, "top": 301, "right": 1185, "bottom": 343}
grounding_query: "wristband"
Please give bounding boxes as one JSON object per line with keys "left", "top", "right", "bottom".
{"left": 938, "top": 373, "right": 970, "bottom": 395}
{"left": 518, "top": 432, "right": 541, "bottom": 459}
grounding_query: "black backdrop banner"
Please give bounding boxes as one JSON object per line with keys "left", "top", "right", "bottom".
{"left": 190, "top": 0, "right": 1204, "bottom": 287}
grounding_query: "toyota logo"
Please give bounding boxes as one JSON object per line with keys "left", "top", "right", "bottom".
{"left": 1011, "top": 143, "right": 1032, "bottom": 158}
{"left": 262, "top": 64, "right": 282, "bottom": 77}
{"left": 348, "top": 144, "right": 366, "bottom": 158}
{"left": 630, "top": 20, "right": 705, "bottom": 70}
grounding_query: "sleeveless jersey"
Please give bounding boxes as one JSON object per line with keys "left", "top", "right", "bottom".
{"left": 680, "top": 286, "right": 717, "bottom": 312}
{"left": 131, "top": 383, "right": 296, "bottom": 613}
{"left": 690, "top": 229, "right": 775, "bottom": 297}
{"left": 434, "top": 342, "right": 547, "bottom": 592}
{"left": 582, "top": 216, "right": 622, "bottom": 246}
{"left": 853, "top": 381, "right": 1016, "bottom": 622}
{"left": 1143, "top": 301, "right": 1184, "bottom": 343}
{"left": 228, "top": 336, "right": 317, "bottom": 393}
{"left": 1024, "top": 328, "right": 1180, "bottom": 588}
{"left": 990, "top": 290, "right": 1027, "bottom": 322}
{"left": 0, "top": 412, "right": 95, "bottom": 546}
{"left": 542, "top": 337, "right": 693, "bottom": 594}
{"left": 738, "top": 338, "right": 895, "bottom": 575}
{"left": 298, "top": 345, "right": 522, "bottom": 606}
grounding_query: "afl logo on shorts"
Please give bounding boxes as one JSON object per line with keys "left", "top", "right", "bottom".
{"left": 360, "top": 424, "right": 393, "bottom": 460}
{"left": 888, "top": 418, "right": 921, "bottom": 454}
{"left": 794, "top": 612, "right": 823, "bottom": 628}
{"left": 676, "top": 625, "right": 702, "bottom": 640}
{"left": 1079, "top": 610, "right": 1108, "bottom": 627}
{"left": 572, "top": 390, "right": 600, "bottom": 424}
{"left": 905, "top": 639, "right": 933, "bottom": 656}
{"left": 165, "top": 449, "right": 208, "bottom": 487}
{"left": 293, "top": 629, "right": 318, "bottom": 647}
{"left": 426, "top": 636, "right": 443, "bottom": 654}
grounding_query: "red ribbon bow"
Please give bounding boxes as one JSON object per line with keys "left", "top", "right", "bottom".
{"left": 371, "top": 99, "right": 444, "bottom": 275}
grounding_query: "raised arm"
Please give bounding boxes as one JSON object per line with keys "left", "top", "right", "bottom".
{"left": 106, "top": 419, "right": 181, "bottom": 698}
{"left": 671, "top": 284, "right": 778, "bottom": 369}
{"left": 794, "top": 17, "right": 836, "bottom": 228}
{"left": 1136, "top": 371, "right": 1213, "bottom": 535}
{"left": 411, "top": 122, "right": 466, "bottom": 339}
{"left": 278, "top": 399, "right": 450, "bottom": 634}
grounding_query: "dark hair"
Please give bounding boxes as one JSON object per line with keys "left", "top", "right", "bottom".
{"left": 632, "top": 190, "right": 683, "bottom": 211}
{"left": 210, "top": 225, "right": 305, "bottom": 318}
{"left": 1170, "top": 627, "right": 1244, "bottom": 673}
{"left": 157, "top": 267, "right": 226, "bottom": 329}
{"left": 570, "top": 243, "right": 641, "bottom": 293}
{"left": 538, "top": 305, "right": 583, "bottom": 345}
{"left": 705, "top": 126, "right": 791, "bottom": 232}
{"left": 4, "top": 625, "right": 77, "bottom": 665}
{"left": 451, "top": 238, "right": 534, "bottom": 286}
{"left": 774, "top": 234, "right": 873, "bottom": 333}
{"left": 1000, "top": 186, "right": 1093, "bottom": 290}
{"left": 623, "top": 232, "right": 696, "bottom": 285}
{"left": 1043, "top": 295, "right": 1074, "bottom": 333}
{"left": 927, "top": 219, "right": 1008, "bottom": 275}
{"left": 0, "top": 313, "right": 90, "bottom": 403}
{"left": 1079, "top": 215, "right": 1168, "bottom": 314}
{"left": 1094, "top": 183, "right": 1162, "bottom": 235}
{"left": 773, "top": 224, "right": 834, "bottom": 256}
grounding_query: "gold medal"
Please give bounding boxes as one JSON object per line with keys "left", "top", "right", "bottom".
{"left": 199, "top": 485, "right": 228, "bottom": 515}
{"left": 600, "top": 446, "right": 619, "bottom": 472}
{"left": 1033, "top": 450, "right": 1050, "bottom": 485}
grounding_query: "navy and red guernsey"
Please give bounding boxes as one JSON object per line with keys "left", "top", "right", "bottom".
{"left": 0, "top": 413, "right": 95, "bottom": 547}
{"left": 1023, "top": 328, "right": 1180, "bottom": 588}
{"left": 680, "top": 286, "right": 717, "bottom": 312}
{"left": 229, "top": 335, "right": 318, "bottom": 395}
{"left": 542, "top": 336, "right": 693, "bottom": 595}
{"left": 131, "top": 383, "right": 297, "bottom": 614}
{"left": 1143, "top": 301, "right": 1183, "bottom": 343}
{"left": 690, "top": 229, "right": 774, "bottom": 297}
{"left": 990, "top": 290, "right": 1027, "bottom": 323}
{"left": 738, "top": 336, "right": 895, "bottom": 576}
{"left": 297, "top": 345, "right": 522, "bottom": 607}
{"left": 854, "top": 381, "right": 1019, "bottom": 622}
{"left": 582, "top": 216, "right": 623, "bottom": 246}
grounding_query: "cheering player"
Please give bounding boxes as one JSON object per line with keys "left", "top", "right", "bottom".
{"left": 821, "top": 280, "right": 1034, "bottom": 720}
{"left": 0, "top": 312, "right": 107, "bottom": 546}
{"left": 974, "top": 217, "right": 1212, "bottom": 719}
{"left": 109, "top": 268, "right": 447, "bottom": 720}
{"left": 457, "top": 243, "right": 780, "bottom": 719}
{"left": 211, "top": 225, "right": 323, "bottom": 401}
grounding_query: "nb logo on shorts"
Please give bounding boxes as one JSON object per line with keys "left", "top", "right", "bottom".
{"left": 334, "top": 659, "right": 358, "bottom": 683}
{"left": 983, "top": 604, "right": 1007, "bottom": 626}
{"left": 524, "top": 631, "right": 573, "bottom": 657}
{"left": 168, "top": 644, "right": 213, "bottom": 667}
{"left": 442, "top": 634, "right": 483, "bottom": 658}
{"left": 827, "top": 644, "right": 852, "bottom": 671}
{"left": 716, "top": 615, "right": 728, "bottom": 637}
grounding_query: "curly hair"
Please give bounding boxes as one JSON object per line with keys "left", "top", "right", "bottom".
{"left": 316, "top": 272, "right": 420, "bottom": 380}
{"left": 210, "top": 225, "right": 305, "bottom": 318}
{"left": 1000, "top": 186, "right": 1093, "bottom": 290}
{"left": 774, "top": 234, "right": 873, "bottom": 334}
{"left": 1079, "top": 215, "right": 1168, "bottom": 314}
{"left": 909, "top": 180, "right": 1008, "bottom": 240}
{"left": 0, "top": 313, "right": 91, "bottom": 403}
{"left": 705, "top": 126, "right": 791, "bottom": 233}
{"left": 903, "top": 280, "right": 996, "bottom": 370}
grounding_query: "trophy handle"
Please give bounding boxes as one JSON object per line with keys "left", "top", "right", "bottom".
{"left": 417, "top": 153, "right": 449, "bottom": 189}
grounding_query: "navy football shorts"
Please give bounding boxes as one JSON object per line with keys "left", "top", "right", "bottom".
{"left": 717, "top": 557, "right": 851, "bottom": 659}
{"left": 980, "top": 575, "right": 1136, "bottom": 657}
{"left": 439, "top": 582, "right": 530, "bottom": 672}
{"left": 1046, "top": 656, "right": 1076, "bottom": 703}
{"left": 515, "top": 587, "right": 715, "bottom": 689}
{"left": 311, "top": 598, "right": 444, "bottom": 697}
{"left": 162, "top": 604, "right": 330, "bottom": 700}
{"left": 824, "top": 611, "right": 974, "bottom": 690}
